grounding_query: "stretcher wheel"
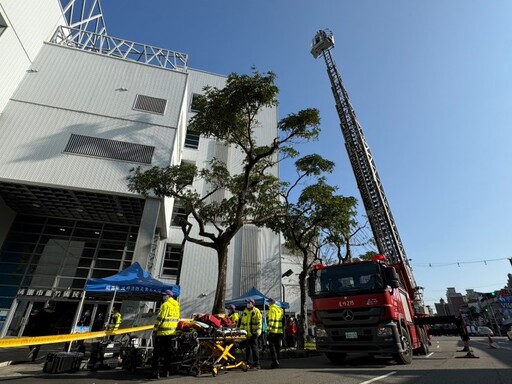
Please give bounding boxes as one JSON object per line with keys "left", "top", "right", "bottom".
{"left": 242, "top": 363, "right": 248, "bottom": 372}
{"left": 212, "top": 367, "right": 218, "bottom": 377}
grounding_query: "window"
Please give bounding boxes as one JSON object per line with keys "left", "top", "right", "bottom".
{"left": 162, "top": 244, "right": 183, "bottom": 278}
{"left": 190, "top": 93, "right": 201, "bottom": 112}
{"left": 171, "top": 201, "right": 188, "bottom": 227}
{"left": 184, "top": 130, "right": 200, "bottom": 149}
{"left": 0, "top": 12, "right": 7, "bottom": 37}
{"left": 180, "top": 161, "right": 195, "bottom": 186}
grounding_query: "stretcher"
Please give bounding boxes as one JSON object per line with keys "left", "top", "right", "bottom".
{"left": 173, "top": 318, "right": 248, "bottom": 377}
{"left": 119, "top": 315, "right": 249, "bottom": 376}
{"left": 189, "top": 330, "right": 248, "bottom": 377}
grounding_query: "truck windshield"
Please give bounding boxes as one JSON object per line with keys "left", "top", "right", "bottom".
{"left": 309, "top": 262, "right": 384, "bottom": 297}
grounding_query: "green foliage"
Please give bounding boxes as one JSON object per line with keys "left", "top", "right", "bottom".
{"left": 354, "top": 250, "right": 379, "bottom": 262}
{"left": 126, "top": 69, "right": 323, "bottom": 314}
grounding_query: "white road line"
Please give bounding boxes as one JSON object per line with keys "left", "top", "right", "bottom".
{"left": 359, "top": 371, "right": 397, "bottom": 384}
{"left": 414, "top": 352, "right": 434, "bottom": 359}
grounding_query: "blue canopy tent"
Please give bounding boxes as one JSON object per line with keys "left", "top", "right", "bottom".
{"left": 70, "top": 263, "right": 179, "bottom": 342}
{"left": 225, "top": 287, "right": 289, "bottom": 310}
{"left": 84, "top": 262, "right": 180, "bottom": 299}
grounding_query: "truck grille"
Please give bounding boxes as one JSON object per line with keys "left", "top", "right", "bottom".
{"left": 317, "top": 307, "right": 382, "bottom": 326}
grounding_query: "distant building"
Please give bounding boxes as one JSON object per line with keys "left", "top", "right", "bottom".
{"left": 446, "top": 287, "right": 466, "bottom": 315}
{"left": 434, "top": 298, "right": 451, "bottom": 316}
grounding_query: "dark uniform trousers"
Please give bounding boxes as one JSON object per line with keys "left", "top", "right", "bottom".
{"left": 267, "top": 332, "right": 283, "bottom": 366}
{"left": 152, "top": 335, "right": 176, "bottom": 374}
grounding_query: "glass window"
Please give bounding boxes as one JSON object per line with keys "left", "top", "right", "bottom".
{"left": 184, "top": 130, "right": 200, "bottom": 149}
{"left": 96, "top": 249, "right": 125, "bottom": 260}
{"left": 162, "top": 244, "right": 183, "bottom": 278}
{"left": 180, "top": 161, "right": 195, "bottom": 186}
{"left": 190, "top": 93, "right": 201, "bottom": 112}
{"left": 171, "top": 201, "right": 188, "bottom": 227}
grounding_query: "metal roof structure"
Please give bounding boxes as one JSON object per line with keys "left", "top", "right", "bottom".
{"left": 57, "top": 0, "right": 188, "bottom": 71}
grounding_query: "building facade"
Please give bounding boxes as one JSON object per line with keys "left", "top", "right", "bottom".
{"left": 0, "top": 0, "right": 281, "bottom": 335}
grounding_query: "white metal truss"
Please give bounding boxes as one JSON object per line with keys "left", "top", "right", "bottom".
{"left": 60, "top": 0, "right": 107, "bottom": 36}
{"left": 50, "top": 25, "right": 188, "bottom": 71}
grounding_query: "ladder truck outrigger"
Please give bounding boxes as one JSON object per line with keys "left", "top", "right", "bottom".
{"left": 308, "top": 29, "right": 467, "bottom": 365}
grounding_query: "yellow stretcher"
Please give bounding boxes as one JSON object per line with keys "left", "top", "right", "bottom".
{"left": 190, "top": 332, "right": 248, "bottom": 377}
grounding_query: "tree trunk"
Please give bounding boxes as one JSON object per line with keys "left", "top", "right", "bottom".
{"left": 212, "top": 244, "right": 228, "bottom": 315}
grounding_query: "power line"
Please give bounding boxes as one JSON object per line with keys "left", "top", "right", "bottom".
{"left": 414, "top": 257, "right": 511, "bottom": 268}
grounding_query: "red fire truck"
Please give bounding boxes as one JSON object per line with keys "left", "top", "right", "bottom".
{"left": 308, "top": 256, "right": 430, "bottom": 364}
{"left": 308, "top": 30, "right": 452, "bottom": 364}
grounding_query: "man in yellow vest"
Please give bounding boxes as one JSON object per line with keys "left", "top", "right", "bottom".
{"left": 267, "top": 298, "right": 284, "bottom": 368}
{"left": 227, "top": 304, "right": 240, "bottom": 327}
{"left": 107, "top": 307, "right": 122, "bottom": 340}
{"left": 152, "top": 289, "right": 180, "bottom": 379}
{"left": 240, "top": 298, "right": 262, "bottom": 370}
{"left": 107, "top": 307, "right": 122, "bottom": 330}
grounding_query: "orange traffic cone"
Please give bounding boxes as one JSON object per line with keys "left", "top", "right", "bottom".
{"left": 488, "top": 334, "right": 498, "bottom": 349}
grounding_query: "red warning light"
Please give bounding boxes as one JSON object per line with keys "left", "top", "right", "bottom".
{"left": 371, "top": 254, "right": 386, "bottom": 262}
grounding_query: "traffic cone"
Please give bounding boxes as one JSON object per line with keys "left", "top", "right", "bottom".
{"left": 488, "top": 334, "right": 498, "bottom": 349}
{"left": 456, "top": 339, "right": 479, "bottom": 359}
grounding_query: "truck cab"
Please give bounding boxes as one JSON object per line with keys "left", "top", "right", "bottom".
{"left": 308, "top": 259, "right": 428, "bottom": 364}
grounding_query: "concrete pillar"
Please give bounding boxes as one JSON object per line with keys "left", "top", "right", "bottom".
{"left": 133, "top": 198, "right": 161, "bottom": 270}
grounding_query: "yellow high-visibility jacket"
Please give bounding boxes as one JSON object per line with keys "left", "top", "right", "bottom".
{"left": 229, "top": 311, "right": 240, "bottom": 326}
{"left": 108, "top": 312, "right": 122, "bottom": 331}
{"left": 153, "top": 297, "right": 180, "bottom": 336}
{"left": 267, "top": 303, "right": 284, "bottom": 334}
{"left": 240, "top": 307, "right": 262, "bottom": 337}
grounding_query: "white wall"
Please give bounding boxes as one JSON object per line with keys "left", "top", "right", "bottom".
{"left": 0, "top": 44, "right": 187, "bottom": 195}
{"left": 0, "top": 0, "right": 64, "bottom": 113}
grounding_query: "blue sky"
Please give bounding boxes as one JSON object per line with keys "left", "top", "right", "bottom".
{"left": 99, "top": 0, "right": 512, "bottom": 309}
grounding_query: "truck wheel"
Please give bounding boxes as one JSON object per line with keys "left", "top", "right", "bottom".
{"left": 393, "top": 326, "right": 412, "bottom": 365}
{"left": 325, "top": 352, "right": 347, "bottom": 365}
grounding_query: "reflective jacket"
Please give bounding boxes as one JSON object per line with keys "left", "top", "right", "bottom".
{"left": 229, "top": 311, "right": 240, "bottom": 326}
{"left": 108, "top": 312, "right": 122, "bottom": 331}
{"left": 267, "top": 303, "right": 284, "bottom": 334}
{"left": 240, "top": 307, "right": 262, "bottom": 337}
{"left": 153, "top": 297, "right": 180, "bottom": 336}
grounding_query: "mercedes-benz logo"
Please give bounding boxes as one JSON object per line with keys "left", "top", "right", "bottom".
{"left": 341, "top": 309, "right": 354, "bottom": 321}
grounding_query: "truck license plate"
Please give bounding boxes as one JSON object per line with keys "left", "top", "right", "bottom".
{"left": 345, "top": 331, "right": 358, "bottom": 339}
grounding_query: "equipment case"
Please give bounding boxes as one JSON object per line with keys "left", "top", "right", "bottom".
{"left": 43, "top": 352, "right": 84, "bottom": 373}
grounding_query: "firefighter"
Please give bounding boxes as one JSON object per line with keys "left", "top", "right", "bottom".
{"left": 240, "top": 298, "right": 262, "bottom": 370}
{"left": 267, "top": 297, "right": 284, "bottom": 368}
{"left": 107, "top": 307, "right": 122, "bottom": 330}
{"left": 227, "top": 304, "right": 240, "bottom": 327}
{"left": 152, "top": 289, "right": 180, "bottom": 379}
{"left": 107, "top": 307, "right": 122, "bottom": 340}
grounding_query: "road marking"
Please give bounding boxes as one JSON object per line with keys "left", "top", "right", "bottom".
{"left": 359, "top": 371, "right": 397, "bottom": 384}
{"left": 416, "top": 352, "right": 434, "bottom": 358}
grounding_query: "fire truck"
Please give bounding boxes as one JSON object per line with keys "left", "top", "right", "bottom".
{"left": 308, "top": 29, "right": 453, "bottom": 365}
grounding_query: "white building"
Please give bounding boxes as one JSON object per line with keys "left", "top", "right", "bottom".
{"left": 0, "top": 0, "right": 281, "bottom": 335}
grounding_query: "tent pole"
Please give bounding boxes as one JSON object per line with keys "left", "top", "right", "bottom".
{"left": 106, "top": 287, "right": 118, "bottom": 327}
{"left": 68, "top": 291, "right": 86, "bottom": 352}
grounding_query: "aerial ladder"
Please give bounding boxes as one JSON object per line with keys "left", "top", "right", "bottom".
{"left": 310, "top": 29, "right": 424, "bottom": 312}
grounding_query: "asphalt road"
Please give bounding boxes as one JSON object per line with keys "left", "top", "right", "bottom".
{"left": 1, "top": 337, "right": 511, "bottom": 384}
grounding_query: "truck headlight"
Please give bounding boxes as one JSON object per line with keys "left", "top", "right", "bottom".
{"left": 376, "top": 326, "right": 393, "bottom": 337}
{"left": 315, "top": 326, "right": 327, "bottom": 338}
